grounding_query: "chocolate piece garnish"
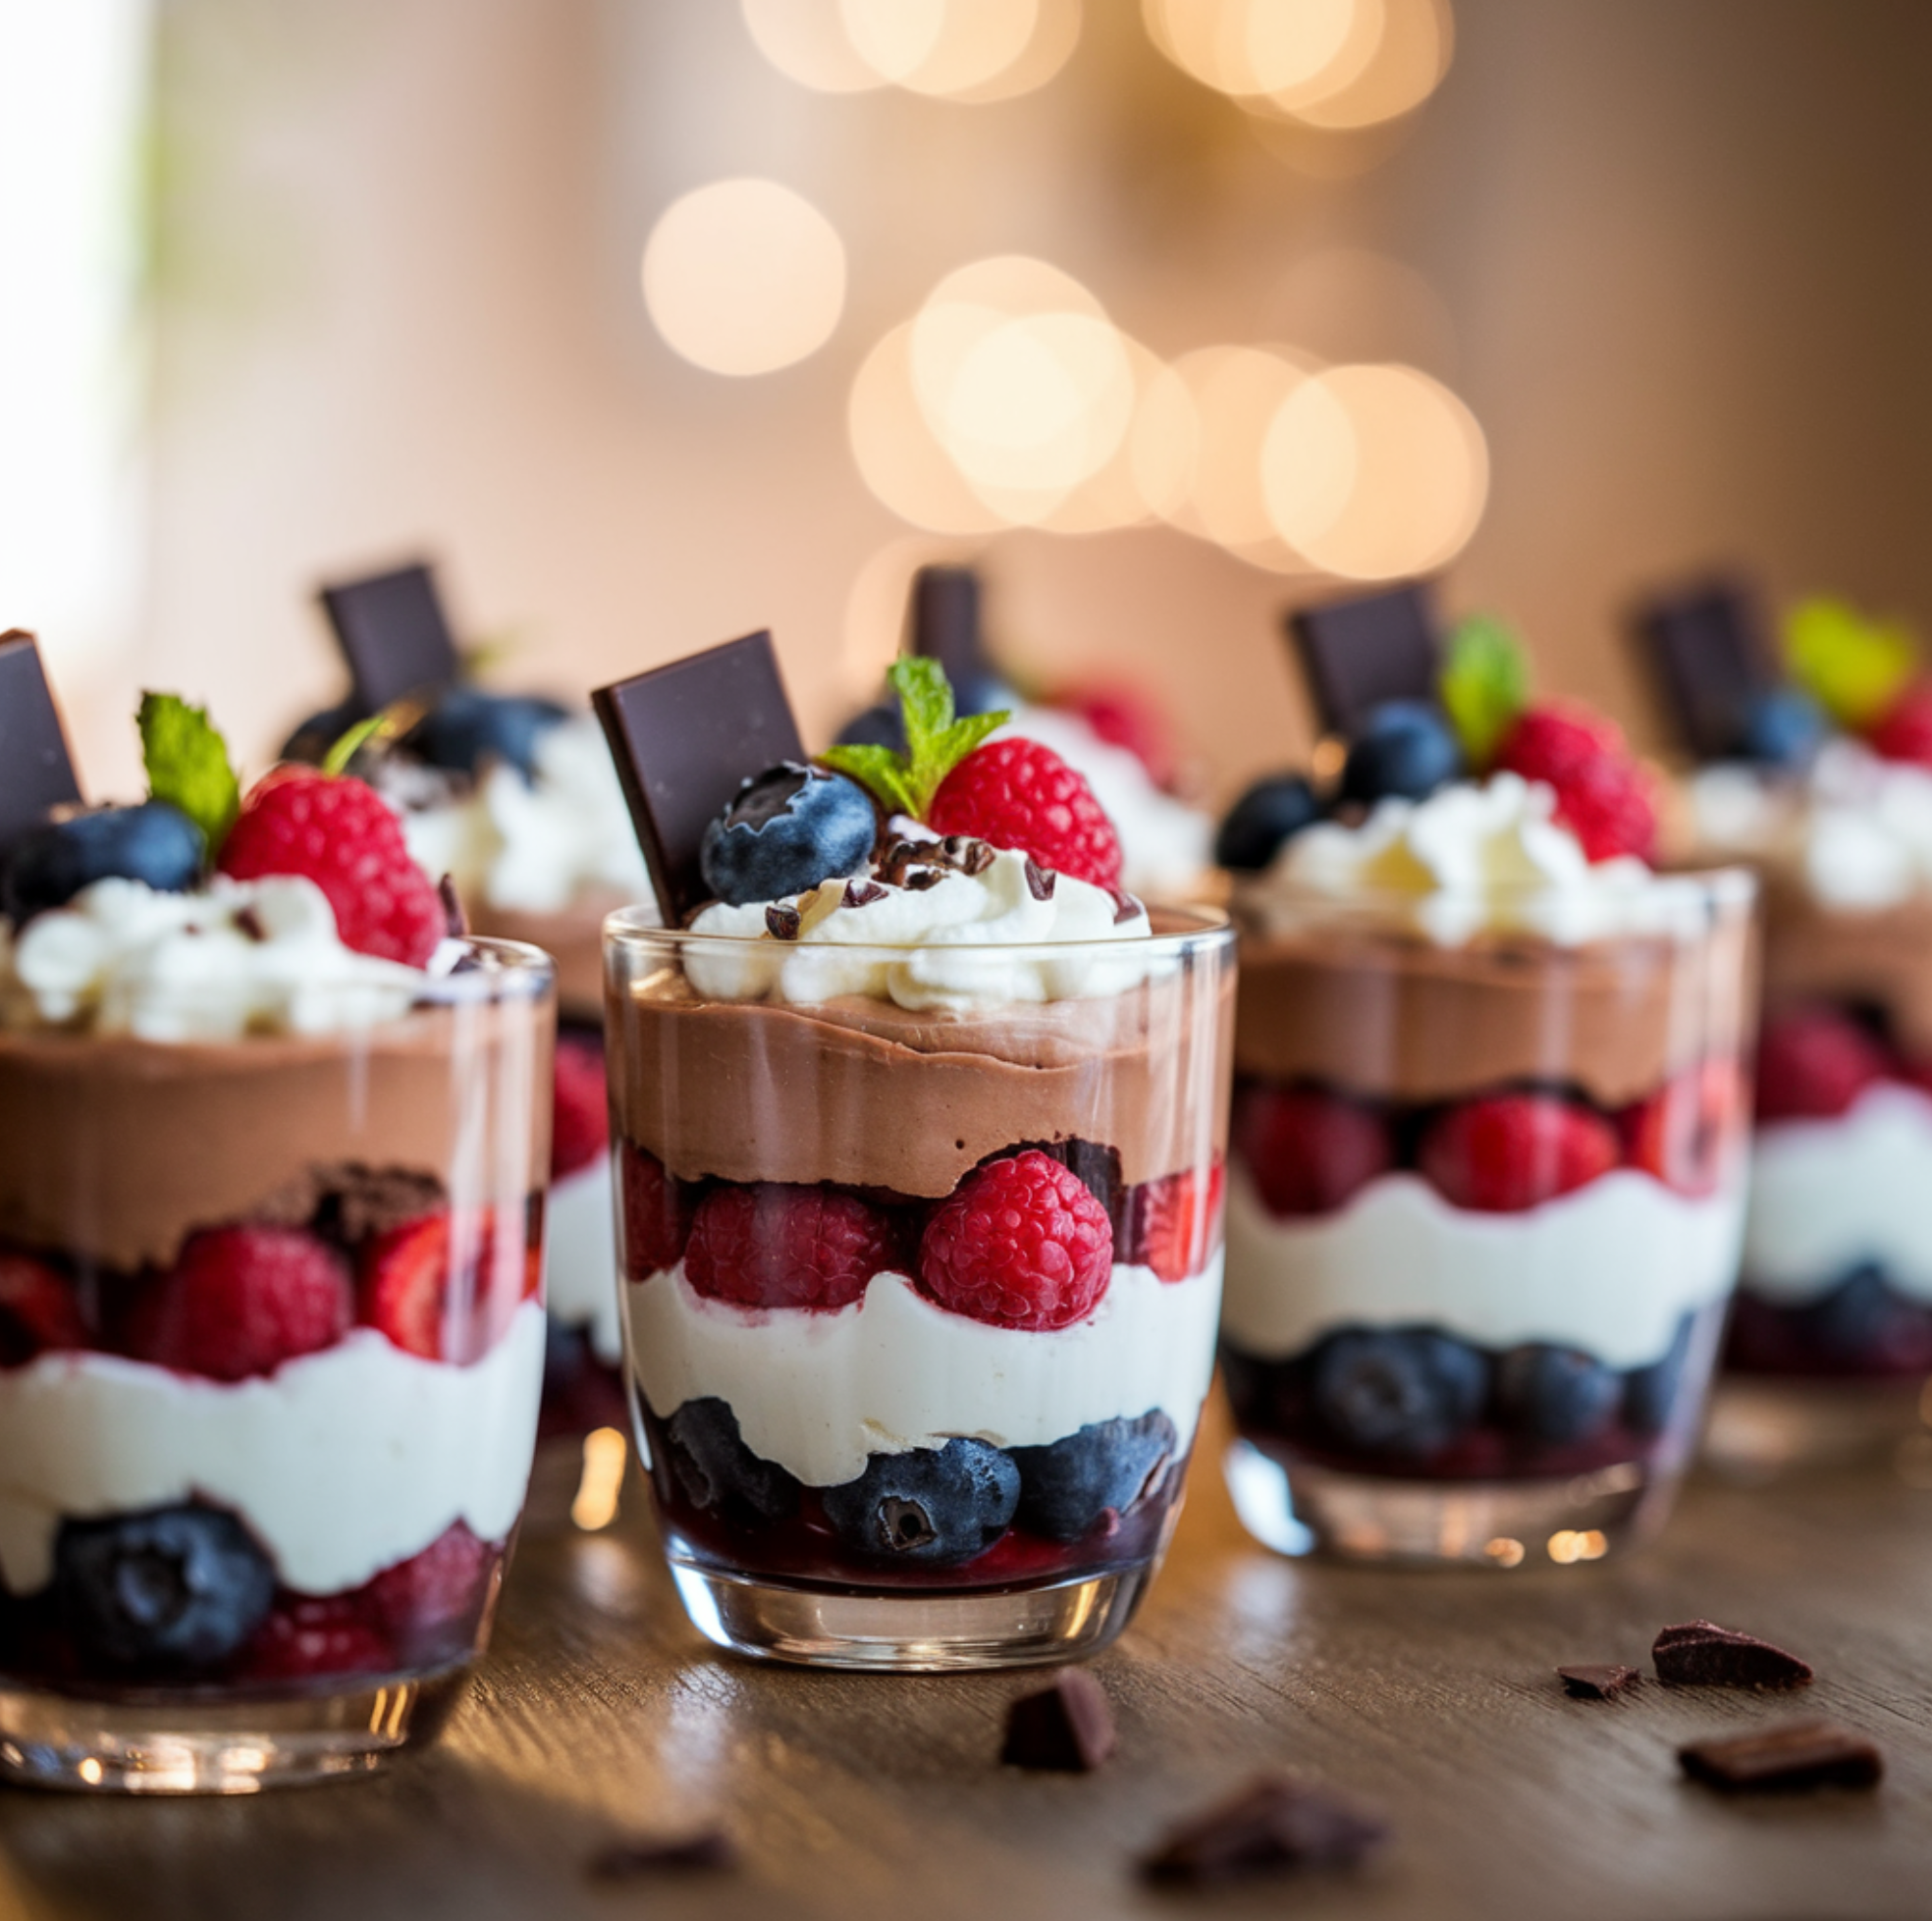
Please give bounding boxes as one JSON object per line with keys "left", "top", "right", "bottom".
{"left": 842, "top": 879, "right": 886, "bottom": 909}
{"left": 1557, "top": 1664, "right": 1641, "bottom": 1700}
{"left": 911, "top": 564, "right": 987, "bottom": 689}
{"left": 316, "top": 562, "right": 462, "bottom": 717}
{"left": 437, "top": 874, "right": 468, "bottom": 939}
{"left": 235, "top": 906, "right": 269, "bottom": 944}
{"left": 940, "top": 833, "right": 996, "bottom": 876}
{"left": 1001, "top": 1668, "right": 1115, "bottom": 1772}
{"left": 1679, "top": 1722, "right": 1882, "bottom": 1793}
{"left": 592, "top": 632, "right": 805, "bottom": 926}
{"left": 1107, "top": 887, "right": 1143, "bottom": 925}
{"left": 905, "top": 868, "right": 943, "bottom": 891}
{"left": 587, "top": 1830, "right": 736, "bottom": 1880}
{"left": 1653, "top": 1620, "right": 1813, "bottom": 1689}
{"left": 1286, "top": 583, "right": 1441, "bottom": 737}
{"left": 0, "top": 632, "right": 82, "bottom": 864}
{"left": 1024, "top": 858, "right": 1055, "bottom": 901}
{"left": 1142, "top": 1775, "right": 1388, "bottom": 1886}
{"left": 1628, "top": 578, "right": 1776, "bottom": 764}
{"left": 765, "top": 903, "right": 802, "bottom": 941}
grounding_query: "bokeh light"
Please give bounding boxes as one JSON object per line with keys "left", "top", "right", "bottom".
{"left": 642, "top": 179, "right": 846, "bottom": 376}
{"left": 742, "top": 0, "right": 1077, "bottom": 101}
{"left": 739, "top": 0, "right": 882, "bottom": 91}
{"left": 848, "top": 322, "right": 1006, "bottom": 534}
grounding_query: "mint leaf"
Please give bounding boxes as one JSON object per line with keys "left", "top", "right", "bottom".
{"left": 138, "top": 692, "right": 240, "bottom": 856}
{"left": 1786, "top": 598, "right": 1917, "bottom": 730}
{"left": 321, "top": 713, "right": 389, "bottom": 776}
{"left": 821, "top": 658, "right": 1009, "bottom": 821}
{"left": 1439, "top": 614, "right": 1530, "bottom": 770}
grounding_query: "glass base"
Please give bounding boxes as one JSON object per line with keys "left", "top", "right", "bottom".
{"left": 0, "top": 1668, "right": 470, "bottom": 1794}
{"left": 667, "top": 1559, "right": 1156, "bottom": 1671}
{"left": 1703, "top": 1375, "right": 1931, "bottom": 1479}
{"left": 1224, "top": 1438, "right": 1674, "bottom": 1568}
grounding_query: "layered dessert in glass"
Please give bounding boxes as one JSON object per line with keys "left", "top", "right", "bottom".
{"left": 599, "top": 642, "right": 1233, "bottom": 1668}
{"left": 0, "top": 688, "right": 552, "bottom": 1790}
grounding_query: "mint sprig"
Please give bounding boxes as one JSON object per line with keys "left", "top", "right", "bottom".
{"left": 1786, "top": 598, "right": 1917, "bottom": 730}
{"left": 821, "top": 658, "right": 1008, "bottom": 821}
{"left": 138, "top": 692, "right": 240, "bottom": 858}
{"left": 1439, "top": 614, "right": 1530, "bottom": 771}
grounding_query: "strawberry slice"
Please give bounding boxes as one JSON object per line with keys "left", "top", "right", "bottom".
{"left": 0, "top": 1251, "right": 85, "bottom": 1366}
{"left": 359, "top": 1210, "right": 537, "bottom": 1363}
{"left": 1625, "top": 1059, "right": 1744, "bottom": 1196}
{"left": 1130, "top": 1163, "right": 1226, "bottom": 1283}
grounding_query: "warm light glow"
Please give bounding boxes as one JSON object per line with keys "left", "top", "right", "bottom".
{"left": 740, "top": 0, "right": 883, "bottom": 91}
{"left": 1156, "top": 346, "right": 1315, "bottom": 555}
{"left": 839, "top": 0, "right": 947, "bottom": 80}
{"left": 570, "top": 1426, "right": 629, "bottom": 1532}
{"left": 1288, "top": 0, "right": 1451, "bottom": 127}
{"left": 747, "top": 0, "right": 1074, "bottom": 100}
{"left": 1546, "top": 1529, "right": 1609, "bottom": 1566}
{"left": 1483, "top": 1536, "right": 1526, "bottom": 1569}
{"left": 849, "top": 322, "right": 1006, "bottom": 534}
{"left": 641, "top": 179, "right": 846, "bottom": 377}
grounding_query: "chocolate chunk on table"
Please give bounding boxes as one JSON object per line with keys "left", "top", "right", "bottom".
{"left": 1653, "top": 1620, "right": 1813, "bottom": 1689}
{"left": 1679, "top": 1722, "right": 1883, "bottom": 1793}
{"left": 1286, "top": 582, "right": 1442, "bottom": 737}
{"left": 1557, "top": 1664, "right": 1641, "bottom": 1700}
{"left": 1141, "top": 1774, "right": 1388, "bottom": 1886}
{"left": 1627, "top": 577, "right": 1777, "bottom": 763}
{"left": 317, "top": 560, "right": 462, "bottom": 715}
{"left": 587, "top": 1829, "right": 737, "bottom": 1879}
{"left": 0, "top": 631, "right": 82, "bottom": 862}
{"left": 1000, "top": 1668, "right": 1115, "bottom": 1772}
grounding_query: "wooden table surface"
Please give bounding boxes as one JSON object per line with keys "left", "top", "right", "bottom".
{"left": 3, "top": 1398, "right": 1928, "bottom": 1921}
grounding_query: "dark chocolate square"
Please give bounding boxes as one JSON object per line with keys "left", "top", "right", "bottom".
{"left": 1652, "top": 1620, "right": 1813, "bottom": 1689}
{"left": 593, "top": 631, "right": 804, "bottom": 925}
{"left": 1628, "top": 579, "right": 1776, "bottom": 763}
{"left": 1000, "top": 1668, "right": 1116, "bottom": 1771}
{"left": 1286, "top": 583, "right": 1441, "bottom": 736}
{"left": 317, "top": 561, "right": 461, "bottom": 715}
{"left": 1679, "top": 1721, "right": 1882, "bottom": 1792}
{"left": 910, "top": 565, "right": 986, "bottom": 687}
{"left": 0, "top": 631, "right": 82, "bottom": 856}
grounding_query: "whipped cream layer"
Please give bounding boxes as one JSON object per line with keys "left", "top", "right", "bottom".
{"left": 0, "top": 876, "right": 424, "bottom": 1041}
{"left": 1744, "top": 1084, "right": 1932, "bottom": 1303}
{"left": 545, "top": 1154, "right": 622, "bottom": 1363}
{"left": 0, "top": 1301, "right": 545, "bottom": 1598}
{"left": 625, "top": 1256, "right": 1220, "bottom": 1489}
{"left": 1222, "top": 1166, "right": 1744, "bottom": 1368}
{"left": 685, "top": 846, "right": 1158, "bottom": 1012}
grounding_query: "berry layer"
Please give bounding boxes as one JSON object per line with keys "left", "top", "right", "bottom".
{"left": 1758, "top": 886, "right": 1932, "bottom": 1057}
{"left": 0, "top": 1300, "right": 544, "bottom": 1598}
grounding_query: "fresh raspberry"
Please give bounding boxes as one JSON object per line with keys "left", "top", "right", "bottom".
{"left": 928, "top": 739, "right": 1123, "bottom": 888}
{"left": 550, "top": 1032, "right": 609, "bottom": 1181}
{"left": 1625, "top": 1059, "right": 1744, "bottom": 1196}
{"left": 1232, "top": 1085, "right": 1393, "bottom": 1218}
{"left": 0, "top": 1251, "right": 86, "bottom": 1366}
{"left": 218, "top": 767, "right": 445, "bottom": 966}
{"left": 1492, "top": 703, "right": 1658, "bottom": 864}
{"left": 1129, "top": 1162, "right": 1225, "bottom": 1282}
{"left": 1755, "top": 1007, "right": 1887, "bottom": 1122}
{"left": 125, "top": 1226, "right": 351, "bottom": 1382}
{"left": 359, "top": 1210, "right": 536, "bottom": 1363}
{"left": 619, "top": 1144, "right": 695, "bottom": 1280}
{"left": 684, "top": 1184, "right": 904, "bottom": 1311}
{"left": 1057, "top": 684, "right": 1176, "bottom": 790}
{"left": 238, "top": 1597, "right": 394, "bottom": 1682}
{"left": 363, "top": 1522, "right": 496, "bottom": 1646}
{"left": 1868, "top": 682, "right": 1932, "bottom": 769}
{"left": 917, "top": 1149, "right": 1113, "bottom": 1331}
{"left": 1419, "top": 1094, "right": 1621, "bottom": 1212}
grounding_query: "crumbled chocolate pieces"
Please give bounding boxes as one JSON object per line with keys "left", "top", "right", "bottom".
{"left": 1653, "top": 1621, "right": 1813, "bottom": 1690}
{"left": 943, "top": 834, "right": 996, "bottom": 876}
{"left": 874, "top": 835, "right": 996, "bottom": 891}
{"left": 235, "top": 906, "right": 269, "bottom": 945}
{"left": 1557, "top": 1664, "right": 1641, "bottom": 1701}
{"left": 1141, "top": 1775, "right": 1388, "bottom": 1887}
{"left": 1024, "top": 858, "right": 1055, "bottom": 901}
{"left": 1106, "top": 887, "right": 1143, "bottom": 925}
{"left": 1000, "top": 1668, "right": 1115, "bottom": 1773}
{"left": 586, "top": 1829, "right": 737, "bottom": 1880}
{"left": 842, "top": 879, "right": 886, "bottom": 909}
{"left": 764, "top": 903, "right": 802, "bottom": 941}
{"left": 1679, "top": 1722, "right": 1882, "bottom": 1793}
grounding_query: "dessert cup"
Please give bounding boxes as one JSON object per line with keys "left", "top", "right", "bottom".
{"left": 605, "top": 906, "right": 1234, "bottom": 1670}
{"left": 0, "top": 937, "right": 554, "bottom": 1791}
{"left": 1219, "top": 872, "right": 1756, "bottom": 1567}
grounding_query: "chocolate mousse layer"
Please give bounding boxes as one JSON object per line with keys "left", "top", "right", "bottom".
{"left": 1758, "top": 880, "right": 1932, "bottom": 1055}
{"left": 472, "top": 894, "right": 621, "bottom": 1024}
{"left": 0, "top": 1003, "right": 553, "bottom": 1272}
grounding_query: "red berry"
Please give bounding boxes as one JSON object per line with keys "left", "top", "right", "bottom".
{"left": 1057, "top": 683, "right": 1176, "bottom": 790}
{"left": 684, "top": 1185, "right": 904, "bottom": 1311}
{"left": 359, "top": 1211, "right": 536, "bottom": 1363}
{"left": 0, "top": 1251, "right": 85, "bottom": 1366}
{"left": 1232, "top": 1086, "right": 1392, "bottom": 1218}
{"left": 619, "top": 1144, "right": 695, "bottom": 1280}
{"left": 918, "top": 1150, "right": 1113, "bottom": 1331}
{"left": 363, "top": 1522, "right": 496, "bottom": 1646}
{"left": 1420, "top": 1094, "right": 1620, "bottom": 1212}
{"left": 550, "top": 1032, "right": 609, "bottom": 1181}
{"left": 928, "top": 739, "right": 1123, "bottom": 888}
{"left": 218, "top": 767, "right": 445, "bottom": 966}
{"left": 1625, "top": 1059, "right": 1744, "bottom": 1196}
{"left": 239, "top": 1597, "right": 394, "bottom": 1682}
{"left": 1493, "top": 703, "right": 1658, "bottom": 864}
{"left": 1755, "top": 1007, "right": 1887, "bottom": 1123}
{"left": 1868, "top": 682, "right": 1932, "bottom": 769}
{"left": 125, "top": 1226, "right": 351, "bottom": 1382}
{"left": 1130, "top": 1162, "right": 1225, "bottom": 1282}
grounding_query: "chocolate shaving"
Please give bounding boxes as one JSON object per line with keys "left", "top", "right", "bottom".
{"left": 235, "top": 906, "right": 269, "bottom": 944}
{"left": 587, "top": 1830, "right": 737, "bottom": 1880}
{"left": 1107, "top": 887, "right": 1143, "bottom": 925}
{"left": 0, "top": 632, "right": 83, "bottom": 867}
{"left": 1142, "top": 1775, "right": 1388, "bottom": 1887}
{"left": 1024, "top": 858, "right": 1055, "bottom": 901}
{"left": 316, "top": 561, "right": 461, "bottom": 716}
{"left": 437, "top": 873, "right": 468, "bottom": 939}
{"left": 905, "top": 869, "right": 943, "bottom": 891}
{"left": 765, "top": 903, "right": 802, "bottom": 941}
{"left": 1557, "top": 1664, "right": 1641, "bottom": 1701}
{"left": 940, "top": 834, "right": 996, "bottom": 876}
{"left": 1000, "top": 1669, "right": 1115, "bottom": 1772}
{"left": 842, "top": 879, "right": 886, "bottom": 909}
{"left": 1679, "top": 1722, "right": 1882, "bottom": 1793}
{"left": 1653, "top": 1621, "right": 1813, "bottom": 1690}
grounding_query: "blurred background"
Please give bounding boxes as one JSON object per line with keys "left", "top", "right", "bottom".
{"left": 6, "top": 0, "right": 1930, "bottom": 802}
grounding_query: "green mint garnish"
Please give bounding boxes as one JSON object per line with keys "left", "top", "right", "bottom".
{"left": 1439, "top": 614, "right": 1530, "bottom": 771}
{"left": 138, "top": 692, "right": 240, "bottom": 857}
{"left": 820, "top": 658, "right": 1008, "bottom": 821}
{"left": 1786, "top": 597, "right": 1917, "bottom": 730}
{"left": 321, "top": 712, "right": 390, "bottom": 776}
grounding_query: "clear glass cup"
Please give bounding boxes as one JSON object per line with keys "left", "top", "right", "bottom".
{"left": 605, "top": 907, "right": 1235, "bottom": 1670}
{"left": 1218, "top": 873, "right": 1757, "bottom": 1568}
{"left": 0, "top": 938, "right": 554, "bottom": 1791}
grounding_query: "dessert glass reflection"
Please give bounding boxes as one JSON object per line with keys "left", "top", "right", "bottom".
{"left": 605, "top": 855, "right": 1233, "bottom": 1670}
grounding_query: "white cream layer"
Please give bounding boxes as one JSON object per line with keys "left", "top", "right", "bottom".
{"left": 545, "top": 1155, "right": 622, "bottom": 1363}
{"left": 1744, "top": 1084, "right": 1932, "bottom": 1304}
{"left": 624, "top": 1255, "right": 1221, "bottom": 1489}
{"left": 1221, "top": 1166, "right": 1744, "bottom": 1368}
{"left": 0, "top": 1302, "right": 546, "bottom": 1598}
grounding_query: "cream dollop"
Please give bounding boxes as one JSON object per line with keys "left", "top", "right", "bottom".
{"left": 0, "top": 875, "right": 424, "bottom": 1040}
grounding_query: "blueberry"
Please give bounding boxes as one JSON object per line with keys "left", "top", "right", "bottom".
{"left": 406, "top": 688, "right": 569, "bottom": 780}
{"left": 1214, "top": 774, "right": 1323, "bottom": 872}
{"left": 822, "top": 1438, "right": 1020, "bottom": 1568}
{"left": 279, "top": 698, "right": 368, "bottom": 766}
{"left": 1338, "top": 701, "right": 1463, "bottom": 807}
{"left": 1623, "top": 1314, "right": 1695, "bottom": 1438}
{"left": 1310, "top": 1327, "right": 1487, "bottom": 1459}
{"left": 662, "top": 1397, "right": 799, "bottom": 1525}
{"left": 1734, "top": 688, "right": 1825, "bottom": 771}
{"left": 1011, "top": 1411, "right": 1179, "bottom": 1542}
{"left": 699, "top": 762, "right": 877, "bottom": 907}
{"left": 54, "top": 1503, "right": 275, "bottom": 1669}
{"left": 1494, "top": 1345, "right": 1621, "bottom": 1446}
{"left": 1801, "top": 1261, "right": 1906, "bottom": 1362}
{"left": 3, "top": 802, "right": 204, "bottom": 923}
{"left": 834, "top": 701, "right": 904, "bottom": 753}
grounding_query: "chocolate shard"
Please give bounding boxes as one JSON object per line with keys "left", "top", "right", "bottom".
{"left": 1000, "top": 1668, "right": 1116, "bottom": 1772}
{"left": 911, "top": 564, "right": 987, "bottom": 688}
{"left": 1653, "top": 1620, "right": 1813, "bottom": 1689}
{"left": 316, "top": 561, "right": 462, "bottom": 716}
{"left": 1024, "top": 858, "right": 1055, "bottom": 901}
{"left": 1679, "top": 1721, "right": 1882, "bottom": 1793}
{"left": 765, "top": 902, "right": 802, "bottom": 941}
{"left": 586, "top": 1829, "right": 736, "bottom": 1880}
{"left": 842, "top": 879, "right": 886, "bottom": 909}
{"left": 0, "top": 631, "right": 83, "bottom": 863}
{"left": 592, "top": 632, "right": 805, "bottom": 926}
{"left": 437, "top": 874, "right": 469, "bottom": 940}
{"left": 1286, "top": 583, "right": 1442, "bottom": 738}
{"left": 1557, "top": 1664, "right": 1641, "bottom": 1701}
{"left": 1142, "top": 1775, "right": 1388, "bottom": 1887}
{"left": 1627, "top": 577, "right": 1776, "bottom": 764}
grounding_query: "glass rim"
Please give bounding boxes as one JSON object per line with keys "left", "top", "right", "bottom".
{"left": 1227, "top": 862, "right": 1758, "bottom": 917}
